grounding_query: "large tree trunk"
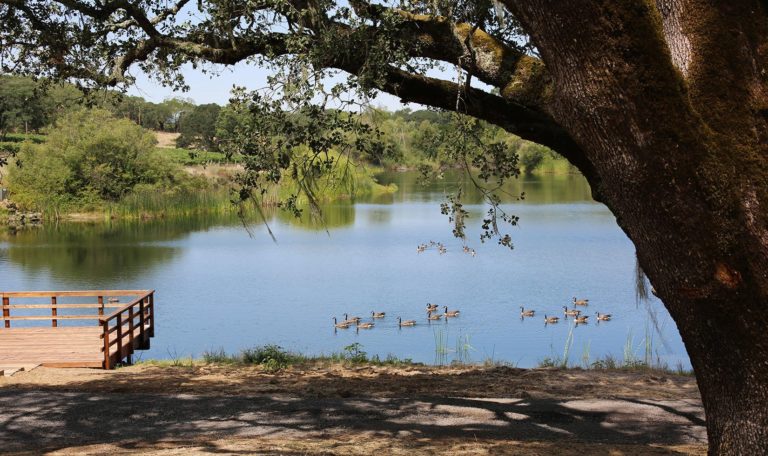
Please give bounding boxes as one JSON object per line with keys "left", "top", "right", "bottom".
{"left": 506, "top": 1, "right": 768, "bottom": 453}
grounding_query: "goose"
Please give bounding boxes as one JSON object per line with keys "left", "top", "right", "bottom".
{"left": 574, "top": 315, "right": 590, "bottom": 324}
{"left": 357, "top": 322, "right": 375, "bottom": 329}
{"left": 371, "top": 311, "right": 386, "bottom": 319}
{"left": 443, "top": 306, "right": 460, "bottom": 317}
{"left": 333, "top": 317, "right": 350, "bottom": 329}
{"left": 595, "top": 312, "right": 612, "bottom": 321}
{"left": 398, "top": 317, "right": 417, "bottom": 327}
{"left": 107, "top": 297, "right": 120, "bottom": 303}
{"left": 573, "top": 297, "right": 589, "bottom": 306}
{"left": 520, "top": 306, "right": 535, "bottom": 317}
{"left": 544, "top": 315, "right": 560, "bottom": 324}
{"left": 427, "top": 310, "right": 443, "bottom": 320}
{"left": 426, "top": 303, "right": 439, "bottom": 312}
{"left": 563, "top": 306, "right": 581, "bottom": 316}
{"left": 343, "top": 313, "right": 362, "bottom": 323}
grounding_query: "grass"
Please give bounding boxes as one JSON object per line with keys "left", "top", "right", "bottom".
{"left": 433, "top": 329, "right": 475, "bottom": 366}
{"left": 108, "top": 187, "right": 236, "bottom": 219}
{"left": 154, "top": 147, "right": 235, "bottom": 166}
{"left": 0, "top": 132, "right": 46, "bottom": 144}
{"left": 538, "top": 325, "right": 694, "bottom": 376}
{"left": 140, "top": 343, "right": 416, "bottom": 372}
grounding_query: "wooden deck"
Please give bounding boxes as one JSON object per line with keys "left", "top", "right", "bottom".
{"left": 1, "top": 290, "right": 155, "bottom": 369}
{"left": 0, "top": 327, "right": 105, "bottom": 368}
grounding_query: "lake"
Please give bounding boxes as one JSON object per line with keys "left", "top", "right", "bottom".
{"left": 0, "top": 171, "right": 691, "bottom": 369}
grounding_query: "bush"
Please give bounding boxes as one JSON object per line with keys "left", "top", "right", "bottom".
{"left": 342, "top": 342, "right": 369, "bottom": 363}
{"left": 521, "top": 145, "right": 546, "bottom": 175}
{"left": 7, "top": 109, "right": 204, "bottom": 213}
{"left": 241, "top": 345, "right": 298, "bottom": 372}
{"left": 202, "top": 347, "right": 236, "bottom": 364}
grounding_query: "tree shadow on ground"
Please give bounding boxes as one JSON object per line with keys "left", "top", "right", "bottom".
{"left": 0, "top": 385, "right": 706, "bottom": 454}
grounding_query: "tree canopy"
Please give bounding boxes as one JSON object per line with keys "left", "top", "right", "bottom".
{"left": 2, "top": 1, "right": 768, "bottom": 454}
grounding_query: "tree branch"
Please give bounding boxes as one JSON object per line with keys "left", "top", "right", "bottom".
{"left": 367, "top": 66, "right": 595, "bottom": 181}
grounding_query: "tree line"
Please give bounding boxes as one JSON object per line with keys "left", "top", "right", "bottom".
{"left": 0, "top": 76, "right": 560, "bottom": 174}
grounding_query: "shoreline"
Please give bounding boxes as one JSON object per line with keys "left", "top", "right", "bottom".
{"left": 0, "top": 363, "right": 706, "bottom": 455}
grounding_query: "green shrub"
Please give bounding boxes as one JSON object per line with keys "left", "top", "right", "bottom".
{"left": 521, "top": 145, "right": 546, "bottom": 175}
{"left": 7, "top": 109, "right": 207, "bottom": 214}
{"left": 241, "top": 344, "right": 299, "bottom": 371}
{"left": 202, "top": 348, "right": 236, "bottom": 364}
{"left": 342, "top": 342, "right": 368, "bottom": 363}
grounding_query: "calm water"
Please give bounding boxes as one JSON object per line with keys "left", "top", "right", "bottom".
{"left": 0, "top": 172, "right": 690, "bottom": 368}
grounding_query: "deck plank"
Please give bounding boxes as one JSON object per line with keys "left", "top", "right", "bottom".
{"left": 0, "top": 327, "right": 104, "bottom": 367}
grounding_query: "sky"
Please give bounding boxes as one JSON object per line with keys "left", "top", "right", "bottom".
{"left": 125, "top": 61, "right": 410, "bottom": 110}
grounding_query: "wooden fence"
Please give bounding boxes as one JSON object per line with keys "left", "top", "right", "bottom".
{"left": 1, "top": 290, "right": 155, "bottom": 369}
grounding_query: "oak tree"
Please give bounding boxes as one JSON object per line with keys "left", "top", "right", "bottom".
{"left": 2, "top": 1, "right": 767, "bottom": 453}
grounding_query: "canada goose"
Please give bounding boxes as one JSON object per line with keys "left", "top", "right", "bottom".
{"left": 107, "top": 297, "right": 120, "bottom": 303}
{"left": 573, "top": 297, "right": 590, "bottom": 306}
{"left": 544, "top": 315, "right": 560, "bottom": 323}
{"left": 520, "top": 306, "right": 535, "bottom": 317}
{"left": 426, "top": 303, "right": 439, "bottom": 312}
{"left": 443, "top": 306, "right": 460, "bottom": 317}
{"left": 563, "top": 306, "right": 581, "bottom": 316}
{"left": 574, "top": 315, "right": 590, "bottom": 324}
{"left": 357, "top": 322, "right": 375, "bottom": 329}
{"left": 398, "top": 317, "right": 416, "bottom": 327}
{"left": 343, "top": 313, "right": 362, "bottom": 324}
{"left": 371, "top": 311, "right": 386, "bottom": 318}
{"left": 333, "top": 317, "right": 350, "bottom": 329}
{"left": 427, "top": 310, "right": 443, "bottom": 320}
{"left": 595, "top": 312, "right": 612, "bottom": 321}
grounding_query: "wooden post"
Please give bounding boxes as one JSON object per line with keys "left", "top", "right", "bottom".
{"left": 102, "top": 320, "right": 111, "bottom": 370}
{"left": 51, "top": 296, "right": 57, "bottom": 327}
{"left": 128, "top": 305, "right": 135, "bottom": 349}
{"left": 116, "top": 313, "right": 123, "bottom": 362}
{"left": 98, "top": 295, "right": 104, "bottom": 317}
{"left": 139, "top": 298, "right": 146, "bottom": 346}
{"left": 148, "top": 293, "right": 154, "bottom": 337}
{"left": 2, "top": 296, "right": 9, "bottom": 329}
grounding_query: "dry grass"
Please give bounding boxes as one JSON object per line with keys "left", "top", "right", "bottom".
{"left": 1, "top": 363, "right": 701, "bottom": 401}
{"left": 154, "top": 131, "right": 180, "bottom": 149}
{"left": 18, "top": 436, "right": 707, "bottom": 455}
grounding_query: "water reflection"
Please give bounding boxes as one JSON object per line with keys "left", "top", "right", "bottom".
{"left": 0, "top": 216, "right": 225, "bottom": 282}
{"left": 374, "top": 171, "right": 594, "bottom": 205}
{"left": 0, "top": 172, "right": 597, "bottom": 282}
{"left": 273, "top": 203, "right": 355, "bottom": 230}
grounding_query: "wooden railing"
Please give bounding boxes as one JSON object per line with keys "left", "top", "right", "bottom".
{"left": 1, "top": 290, "right": 155, "bottom": 369}
{"left": 100, "top": 291, "right": 154, "bottom": 369}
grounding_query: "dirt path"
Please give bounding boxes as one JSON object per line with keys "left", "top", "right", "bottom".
{"left": 0, "top": 365, "right": 707, "bottom": 455}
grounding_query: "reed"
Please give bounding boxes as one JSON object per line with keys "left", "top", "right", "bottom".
{"left": 538, "top": 326, "right": 693, "bottom": 375}
{"left": 109, "top": 188, "right": 235, "bottom": 219}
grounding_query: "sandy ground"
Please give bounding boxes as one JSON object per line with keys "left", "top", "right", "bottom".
{"left": 0, "top": 364, "right": 707, "bottom": 455}
{"left": 154, "top": 131, "right": 180, "bottom": 148}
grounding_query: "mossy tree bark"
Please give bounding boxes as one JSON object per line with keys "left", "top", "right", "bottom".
{"left": 504, "top": 2, "right": 768, "bottom": 453}
{"left": 2, "top": 0, "right": 768, "bottom": 453}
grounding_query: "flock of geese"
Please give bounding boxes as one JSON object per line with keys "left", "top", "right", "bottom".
{"left": 332, "top": 297, "right": 613, "bottom": 331}
{"left": 416, "top": 241, "right": 476, "bottom": 256}
{"left": 520, "top": 297, "right": 613, "bottom": 325}
{"left": 333, "top": 303, "right": 462, "bottom": 331}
